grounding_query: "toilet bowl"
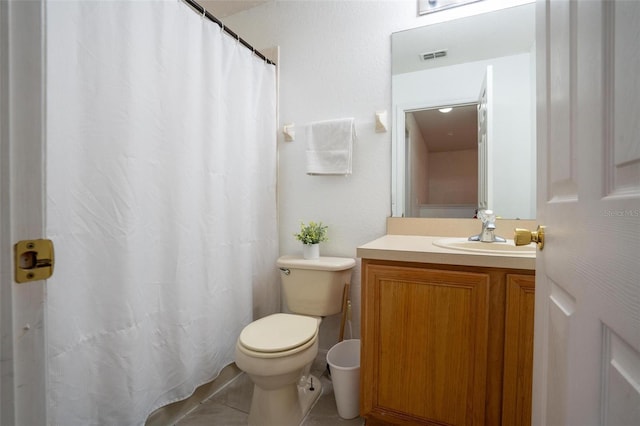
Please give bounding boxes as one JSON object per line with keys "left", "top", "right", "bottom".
{"left": 234, "top": 255, "right": 355, "bottom": 426}
{"left": 235, "top": 313, "right": 321, "bottom": 426}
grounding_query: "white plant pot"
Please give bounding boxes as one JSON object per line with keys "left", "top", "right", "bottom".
{"left": 303, "top": 243, "right": 320, "bottom": 260}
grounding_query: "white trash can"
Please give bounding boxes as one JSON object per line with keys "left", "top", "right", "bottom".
{"left": 327, "top": 339, "right": 361, "bottom": 419}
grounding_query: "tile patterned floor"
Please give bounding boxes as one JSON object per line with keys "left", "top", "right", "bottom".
{"left": 176, "top": 352, "right": 365, "bottom": 426}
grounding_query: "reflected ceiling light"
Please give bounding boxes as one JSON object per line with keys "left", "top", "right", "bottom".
{"left": 439, "top": 107, "right": 453, "bottom": 113}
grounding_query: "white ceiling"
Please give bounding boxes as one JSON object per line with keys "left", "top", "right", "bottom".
{"left": 410, "top": 104, "right": 477, "bottom": 152}
{"left": 199, "top": 0, "right": 268, "bottom": 19}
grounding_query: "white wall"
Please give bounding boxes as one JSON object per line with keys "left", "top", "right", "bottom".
{"left": 406, "top": 112, "right": 429, "bottom": 216}
{"left": 225, "top": 1, "right": 422, "bottom": 348}
{"left": 491, "top": 53, "right": 535, "bottom": 219}
{"left": 428, "top": 149, "right": 478, "bottom": 205}
{"left": 224, "top": 0, "right": 533, "bottom": 349}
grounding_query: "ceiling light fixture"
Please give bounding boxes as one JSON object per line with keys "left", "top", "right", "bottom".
{"left": 439, "top": 107, "right": 452, "bottom": 113}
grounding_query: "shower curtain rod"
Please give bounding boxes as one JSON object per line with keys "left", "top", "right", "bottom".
{"left": 182, "top": 0, "right": 276, "bottom": 66}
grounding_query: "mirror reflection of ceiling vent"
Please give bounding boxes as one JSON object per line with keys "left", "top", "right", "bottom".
{"left": 420, "top": 49, "right": 448, "bottom": 61}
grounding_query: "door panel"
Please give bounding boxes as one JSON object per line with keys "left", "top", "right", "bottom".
{"left": 502, "top": 274, "right": 535, "bottom": 426}
{"left": 602, "top": 327, "right": 640, "bottom": 425}
{"left": 477, "top": 66, "right": 492, "bottom": 211}
{"left": 362, "top": 263, "right": 490, "bottom": 425}
{"left": 534, "top": 1, "right": 640, "bottom": 425}
{"left": 610, "top": 3, "right": 640, "bottom": 193}
{"left": 548, "top": 0, "right": 577, "bottom": 198}
{"left": 545, "top": 279, "right": 574, "bottom": 426}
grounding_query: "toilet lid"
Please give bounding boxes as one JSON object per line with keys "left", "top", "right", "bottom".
{"left": 239, "top": 313, "right": 318, "bottom": 353}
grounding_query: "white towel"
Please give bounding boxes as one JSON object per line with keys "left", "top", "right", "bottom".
{"left": 305, "top": 118, "right": 355, "bottom": 175}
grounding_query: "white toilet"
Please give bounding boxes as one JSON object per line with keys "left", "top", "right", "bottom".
{"left": 235, "top": 255, "right": 355, "bottom": 426}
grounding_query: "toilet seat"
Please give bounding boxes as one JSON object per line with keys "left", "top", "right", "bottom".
{"left": 238, "top": 313, "right": 319, "bottom": 359}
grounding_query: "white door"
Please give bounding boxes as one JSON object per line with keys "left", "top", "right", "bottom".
{"left": 477, "top": 65, "right": 493, "bottom": 211}
{"left": 533, "top": 1, "right": 640, "bottom": 425}
{"left": 0, "top": 1, "right": 48, "bottom": 424}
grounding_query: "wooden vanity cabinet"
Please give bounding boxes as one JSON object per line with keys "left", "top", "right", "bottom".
{"left": 360, "top": 259, "right": 535, "bottom": 426}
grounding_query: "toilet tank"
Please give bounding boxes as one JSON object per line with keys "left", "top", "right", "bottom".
{"left": 277, "top": 255, "right": 356, "bottom": 316}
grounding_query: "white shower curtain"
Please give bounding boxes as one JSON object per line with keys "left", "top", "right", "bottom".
{"left": 45, "top": 1, "right": 278, "bottom": 424}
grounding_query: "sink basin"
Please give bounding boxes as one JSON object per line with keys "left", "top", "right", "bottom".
{"left": 433, "top": 238, "right": 536, "bottom": 255}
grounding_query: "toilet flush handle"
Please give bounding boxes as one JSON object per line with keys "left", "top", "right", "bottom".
{"left": 279, "top": 267, "right": 290, "bottom": 275}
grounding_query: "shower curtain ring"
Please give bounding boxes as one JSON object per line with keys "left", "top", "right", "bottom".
{"left": 202, "top": 7, "right": 206, "bottom": 18}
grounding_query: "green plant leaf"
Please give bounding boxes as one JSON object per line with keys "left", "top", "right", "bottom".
{"left": 293, "top": 221, "right": 328, "bottom": 245}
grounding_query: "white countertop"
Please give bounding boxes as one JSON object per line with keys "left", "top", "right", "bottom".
{"left": 357, "top": 235, "right": 536, "bottom": 270}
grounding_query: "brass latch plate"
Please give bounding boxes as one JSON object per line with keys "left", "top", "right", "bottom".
{"left": 14, "top": 239, "right": 54, "bottom": 283}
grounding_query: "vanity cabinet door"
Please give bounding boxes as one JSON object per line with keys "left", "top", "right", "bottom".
{"left": 502, "top": 274, "right": 535, "bottom": 426}
{"left": 361, "top": 262, "right": 490, "bottom": 425}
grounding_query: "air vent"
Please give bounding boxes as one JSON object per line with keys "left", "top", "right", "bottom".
{"left": 420, "top": 49, "right": 448, "bottom": 61}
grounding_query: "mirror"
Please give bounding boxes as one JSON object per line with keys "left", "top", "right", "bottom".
{"left": 391, "top": 2, "right": 536, "bottom": 219}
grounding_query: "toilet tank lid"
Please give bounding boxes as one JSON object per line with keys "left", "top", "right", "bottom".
{"left": 277, "top": 255, "right": 355, "bottom": 271}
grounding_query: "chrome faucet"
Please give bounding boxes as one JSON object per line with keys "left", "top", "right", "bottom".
{"left": 469, "top": 209, "right": 506, "bottom": 243}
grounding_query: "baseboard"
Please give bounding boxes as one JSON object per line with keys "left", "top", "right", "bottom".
{"left": 145, "top": 362, "right": 243, "bottom": 426}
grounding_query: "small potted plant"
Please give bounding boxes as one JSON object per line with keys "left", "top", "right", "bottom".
{"left": 294, "top": 221, "right": 328, "bottom": 259}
